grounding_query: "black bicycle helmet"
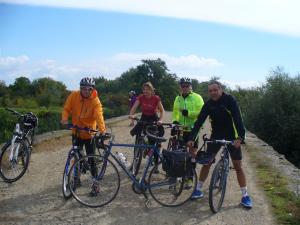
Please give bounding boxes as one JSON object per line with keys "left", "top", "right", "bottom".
{"left": 179, "top": 77, "right": 192, "bottom": 85}
{"left": 80, "top": 77, "right": 95, "bottom": 88}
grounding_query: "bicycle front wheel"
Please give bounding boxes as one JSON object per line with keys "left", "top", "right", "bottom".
{"left": 0, "top": 139, "right": 30, "bottom": 183}
{"left": 149, "top": 161, "right": 197, "bottom": 207}
{"left": 209, "top": 159, "right": 228, "bottom": 213}
{"left": 62, "top": 153, "right": 79, "bottom": 199}
{"left": 69, "top": 155, "right": 120, "bottom": 208}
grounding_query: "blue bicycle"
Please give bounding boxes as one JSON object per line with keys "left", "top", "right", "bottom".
{"left": 68, "top": 125, "right": 197, "bottom": 208}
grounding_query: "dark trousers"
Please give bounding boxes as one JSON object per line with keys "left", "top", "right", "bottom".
{"left": 72, "top": 136, "right": 97, "bottom": 177}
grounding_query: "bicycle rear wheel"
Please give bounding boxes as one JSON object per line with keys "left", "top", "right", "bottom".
{"left": 149, "top": 161, "right": 197, "bottom": 207}
{"left": 62, "top": 153, "right": 79, "bottom": 199}
{"left": 0, "top": 139, "right": 30, "bottom": 183}
{"left": 130, "top": 136, "right": 144, "bottom": 176}
{"left": 69, "top": 155, "right": 120, "bottom": 208}
{"left": 209, "top": 159, "right": 228, "bottom": 213}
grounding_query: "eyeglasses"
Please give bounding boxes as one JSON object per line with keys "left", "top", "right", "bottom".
{"left": 81, "top": 86, "right": 93, "bottom": 91}
{"left": 180, "top": 85, "right": 190, "bottom": 88}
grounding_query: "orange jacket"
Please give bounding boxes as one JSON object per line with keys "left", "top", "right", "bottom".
{"left": 61, "top": 90, "right": 106, "bottom": 139}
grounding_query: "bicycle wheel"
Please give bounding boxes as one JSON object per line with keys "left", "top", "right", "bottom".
{"left": 0, "top": 139, "right": 30, "bottom": 183}
{"left": 69, "top": 155, "right": 120, "bottom": 208}
{"left": 130, "top": 136, "right": 144, "bottom": 176}
{"left": 149, "top": 161, "right": 197, "bottom": 207}
{"left": 209, "top": 159, "right": 228, "bottom": 213}
{"left": 62, "top": 152, "right": 79, "bottom": 199}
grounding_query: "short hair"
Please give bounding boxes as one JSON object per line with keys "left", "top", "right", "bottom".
{"left": 142, "top": 82, "right": 155, "bottom": 93}
{"left": 208, "top": 80, "right": 223, "bottom": 89}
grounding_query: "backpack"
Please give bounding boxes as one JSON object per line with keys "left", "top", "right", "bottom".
{"left": 162, "top": 149, "right": 192, "bottom": 177}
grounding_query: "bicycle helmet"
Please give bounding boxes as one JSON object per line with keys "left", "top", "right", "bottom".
{"left": 179, "top": 77, "right": 192, "bottom": 85}
{"left": 129, "top": 90, "right": 136, "bottom": 95}
{"left": 80, "top": 77, "right": 95, "bottom": 88}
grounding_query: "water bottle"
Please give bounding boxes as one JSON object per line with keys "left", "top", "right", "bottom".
{"left": 116, "top": 152, "right": 130, "bottom": 168}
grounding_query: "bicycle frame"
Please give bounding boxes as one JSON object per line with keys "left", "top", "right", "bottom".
{"left": 98, "top": 141, "right": 162, "bottom": 193}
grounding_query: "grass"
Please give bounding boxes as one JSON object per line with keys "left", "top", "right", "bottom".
{"left": 247, "top": 144, "right": 300, "bottom": 225}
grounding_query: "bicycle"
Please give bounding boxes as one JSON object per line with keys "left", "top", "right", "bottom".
{"left": 166, "top": 123, "right": 187, "bottom": 151}
{"left": 0, "top": 108, "right": 38, "bottom": 183}
{"left": 199, "top": 136, "right": 234, "bottom": 213}
{"left": 68, "top": 126, "right": 197, "bottom": 208}
{"left": 130, "top": 118, "right": 164, "bottom": 176}
{"left": 62, "top": 125, "right": 106, "bottom": 199}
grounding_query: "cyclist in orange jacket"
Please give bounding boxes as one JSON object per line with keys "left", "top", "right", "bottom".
{"left": 61, "top": 77, "right": 106, "bottom": 195}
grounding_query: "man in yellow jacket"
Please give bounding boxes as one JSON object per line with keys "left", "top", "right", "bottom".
{"left": 61, "top": 77, "right": 106, "bottom": 195}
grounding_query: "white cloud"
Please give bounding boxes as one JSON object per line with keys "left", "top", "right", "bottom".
{"left": 1, "top": 0, "right": 300, "bottom": 37}
{"left": 0, "top": 55, "right": 29, "bottom": 68}
{"left": 0, "top": 53, "right": 223, "bottom": 89}
{"left": 221, "top": 79, "right": 262, "bottom": 89}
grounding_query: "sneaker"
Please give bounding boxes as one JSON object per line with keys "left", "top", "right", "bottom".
{"left": 184, "top": 179, "right": 193, "bottom": 190}
{"left": 191, "top": 189, "right": 204, "bottom": 200}
{"left": 241, "top": 195, "right": 253, "bottom": 208}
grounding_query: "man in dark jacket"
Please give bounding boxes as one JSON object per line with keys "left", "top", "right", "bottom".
{"left": 187, "top": 80, "right": 252, "bottom": 208}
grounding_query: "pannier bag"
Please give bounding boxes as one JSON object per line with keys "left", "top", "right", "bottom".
{"left": 162, "top": 149, "right": 192, "bottom": 177}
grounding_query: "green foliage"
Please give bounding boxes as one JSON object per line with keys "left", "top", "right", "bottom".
{"left": 230, "top": 68, "right": 300, "bottom": 167}
{"left": 95, "top": 58, "right": 180, "bottom": 111}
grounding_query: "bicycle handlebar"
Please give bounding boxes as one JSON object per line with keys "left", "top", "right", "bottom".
{"left": 145, "top": 126, "right": 167, "bottom": 143}
{"left": 63, "top": 124, "right": 99, "bottom": 133}
{"left": 202, "top": 134, "right": 234, "bottom": 145}
{"left": 5, "top": 108, "right": 22, "bottom": 117}
{"left": 130, "top": 117, "right": 184, "bottom": 128}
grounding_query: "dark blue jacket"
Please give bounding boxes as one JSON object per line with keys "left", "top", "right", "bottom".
{"left": 189, "top": 93, "right": 245, "bottom": 141}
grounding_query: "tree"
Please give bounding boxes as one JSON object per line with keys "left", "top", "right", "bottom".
{"left": 32, "top": 77, "right": 68, "bottom": 107}
{"left": 0, "top": 80, "right": 8, "bottom": 97}
{"left": 9, "top": 76, "right": 32, "bottom": 97}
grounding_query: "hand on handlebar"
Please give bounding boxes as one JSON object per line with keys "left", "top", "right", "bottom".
{"left": 129, "top": 115, "right": 135, "bottom": 120}
{"left": 233, "top": 139, "right": 242, "bottom": 149}
{"left": 60, "top": 120, "right": 69, "bottom": 125}
{"left": 157, "top": 120, "right": 163, "bottom": 126}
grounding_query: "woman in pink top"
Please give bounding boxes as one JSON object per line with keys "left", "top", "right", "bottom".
{"left": 129, "top": 81, "right": 165, "bottom": 137}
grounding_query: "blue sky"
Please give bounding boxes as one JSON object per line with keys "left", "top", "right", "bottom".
{"left": 0, "top": 1, "right": 300, "bottom": 90}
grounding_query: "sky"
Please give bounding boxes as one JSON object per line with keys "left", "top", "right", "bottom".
{"left": 0, "top": 0, "right": 300, "bottom": 90}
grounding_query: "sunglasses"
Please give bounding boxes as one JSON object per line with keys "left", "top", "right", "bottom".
{"left": 81, "top": 86, "right": 93, "bottom": 91}
{"left": 180, "top": 85, "right": 190, "bottom": 88}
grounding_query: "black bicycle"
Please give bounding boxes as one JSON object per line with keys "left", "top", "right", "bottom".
{"left": 0, "top": 108, "right": 38, "bottom": 183}
{"left": 200, "top": 137, "right": 233, "bottom": 213}
{"left": 130, "top": 118, "right": 164, "bottom": 176}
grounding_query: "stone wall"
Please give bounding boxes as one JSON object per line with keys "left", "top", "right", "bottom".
{"left": 246, "top": 131, "right": 300, "bottom": 196}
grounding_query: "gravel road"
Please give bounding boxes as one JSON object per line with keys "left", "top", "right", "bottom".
{"left": 0, "top": 112, "right": 275, "bottom": 225}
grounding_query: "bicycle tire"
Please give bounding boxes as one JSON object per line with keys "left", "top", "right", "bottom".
{"left": 69, "top": 155, "right": 120, "bottom": 208}
{"left": 62, "top": 152, "right": 79, "bottom": 199}
{"left": 149, "top": 161, "right": 197, "bottom": 207}
{"left": 209, "top": 159, "right": 228, "bottom": 213}
{"left": 0, "top": 139, "right": 30, "bottom": 183}
{"left": 130, "top": 136, "right": 144, "bottom": 176}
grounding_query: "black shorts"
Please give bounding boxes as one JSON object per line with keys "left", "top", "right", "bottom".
{"left": 207, "top": 143, "right": 242, "bottom": 160}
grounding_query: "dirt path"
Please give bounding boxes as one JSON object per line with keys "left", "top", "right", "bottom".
{"left": 0, "top": 113, "right": 275, "bottom": 225}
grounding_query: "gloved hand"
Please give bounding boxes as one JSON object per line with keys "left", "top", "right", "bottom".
{"left": 182, "top": 109, "right": 188, "bottom": 116}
